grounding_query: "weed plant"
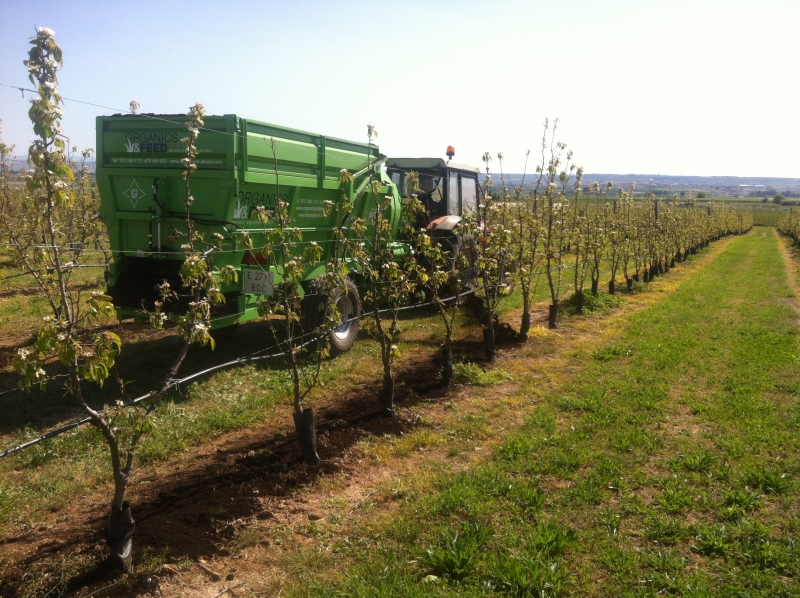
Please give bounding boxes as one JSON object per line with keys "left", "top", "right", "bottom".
{"left": 562, "top": 290, "right": 623, "bottom": 315}
{"left": 451, "top": 362, "right": 513, "bottom": 386}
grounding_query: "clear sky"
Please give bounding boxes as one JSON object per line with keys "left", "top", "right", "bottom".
{"left": 1, "top": 0, "right": 798, "bottom": 177}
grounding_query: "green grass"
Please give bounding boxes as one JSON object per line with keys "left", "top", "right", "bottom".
{"left": 0, "top": 247, "right": 111, "bottom": 341}
{"left": 563, "top": 290, "right": 625, "bottom": 315}
{"left": 291, "top": 229, "right": 800, "bottom": 597}
{"left": 451, "top": 362, "right": 513, "bottom": 386}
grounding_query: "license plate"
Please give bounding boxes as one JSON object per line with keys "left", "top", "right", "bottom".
{"left": 242, "top": 268, "right": 274, "bottom": 296}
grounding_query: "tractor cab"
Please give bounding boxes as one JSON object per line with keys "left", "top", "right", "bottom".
{"left": 386, "top": 157, "right": 482, "bottom": 233}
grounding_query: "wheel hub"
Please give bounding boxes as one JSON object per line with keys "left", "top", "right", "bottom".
{"left": 333, "top": 294, "right": 354, "bottom": 341}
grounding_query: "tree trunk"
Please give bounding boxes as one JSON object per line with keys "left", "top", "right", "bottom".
{"left": 442, "top": 343, "right": 454, "bottom": 385}
{"left": 548, "top": 300, "right": 559, "bottom": 329}
{"left": 483, "top": 327, "right": 497, "bottom": 362}
{"left": 107, "top": 501, "right": 135, "bottom": 572}
{"left": 575, "top": 290, "right": 585, "bottom": 315}
{"left": 293, "top": 409, "right": 321, "bottom": 463}
{"left": 626, "top": 278, "right": 634, "bottom": 291}
{"left": 591, "top": 278, "right": 599, "bottom": 296}
{"left": 519, "top": 311, "right": 531, "bottom": 342}
{"left": 379, "top": 374, "right": 395, "bottom": 416}
{"left": 609, "top": 279, "right": 616, "bottom": 295}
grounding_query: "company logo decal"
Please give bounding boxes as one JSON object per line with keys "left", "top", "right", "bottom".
{"left": 233, "top": 197, "right": 249, "bottom": 219}
{"left": 124, "top": 132, "right": 179, "bottom": 154}
{"left": 123, "top": 179, "right": 147, "bottom": 208}
{"left": 232, "top": 190, "right": 288, "bottom": 220}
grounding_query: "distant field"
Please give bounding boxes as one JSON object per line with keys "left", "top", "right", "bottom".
{"left": 696, "top": 197, "right": 793, "bottom": 207}
{"left": 689, "top": 198, "right": 791, "bottom": 227}
{"left": 751, "top": 211, "right": 786, "bottom": 226}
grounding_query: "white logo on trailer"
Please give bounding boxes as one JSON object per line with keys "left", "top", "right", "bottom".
{"left": 233, "top": 196, "right": 249, "bottom": 219}
{"left": 123, "top": 179, "right": 147, "bottom": 208}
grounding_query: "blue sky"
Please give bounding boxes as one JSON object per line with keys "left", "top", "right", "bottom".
{"left": 1, "top": 0, "right": 798, "bottom": 177}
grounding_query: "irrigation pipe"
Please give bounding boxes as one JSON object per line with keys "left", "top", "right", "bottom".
{"left": 0, "top": 272, "right": 510, "bottom": 400}
{"left": 1, "top": 252, "right": 664, "bottom": 458}
{"left": 0, "top": 338, "right": 312, "bottom": 460}
{"left": 0, "top": 282, "right": 492, "bottom": 460}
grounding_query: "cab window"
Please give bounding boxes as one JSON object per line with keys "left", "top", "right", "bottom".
{"left": 413, "top": 174, "right": 445, "bottom": 218}
{"left": 448, "top": 171, "right": 459, "bottom": 215}
{"left": 460, "top": 175, "right": 478, "bottom": 213}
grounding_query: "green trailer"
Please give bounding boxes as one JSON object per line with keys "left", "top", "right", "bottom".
{"left": 96, "top": 114, "right": 404, "bottom": 350}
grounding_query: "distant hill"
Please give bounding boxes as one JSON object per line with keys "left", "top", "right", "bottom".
{"left": 481, "top": 173, "right": 800, "bottom": 199}
{"left": 6, "top": 155, "right": 798, "bottom": 199}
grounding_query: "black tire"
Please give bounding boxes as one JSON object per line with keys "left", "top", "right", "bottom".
{"left": 437, "top": 234, "right": 478, "bottom": 301}
{"left": 209, "top": 323, "right": 239, "bottom": 344}
{"left": 497, "top": 251, "right": 516, "bottom": 297}
{"left": 302, "top": 276, "right": 361, "bottom": 355}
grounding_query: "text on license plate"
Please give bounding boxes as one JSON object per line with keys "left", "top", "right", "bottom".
{"left": 243, "top": 268, "right": 274, "bottom": 296}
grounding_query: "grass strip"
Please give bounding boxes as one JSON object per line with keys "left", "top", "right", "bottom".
{"left": 295, "top": 229, "right": 800, "bottom": 597}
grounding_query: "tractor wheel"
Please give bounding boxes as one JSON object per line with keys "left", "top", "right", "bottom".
{"left": 497, "top": 252, "right": 516, "bottom": 297}
{"left": 302, "top": 277, "right": 361, "bottom": 355}
{"left": 439, "top": 234, "right": 478, "bottom": 301}
{"left": 210, "top": 323, "right": 239, "bottom": 344}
